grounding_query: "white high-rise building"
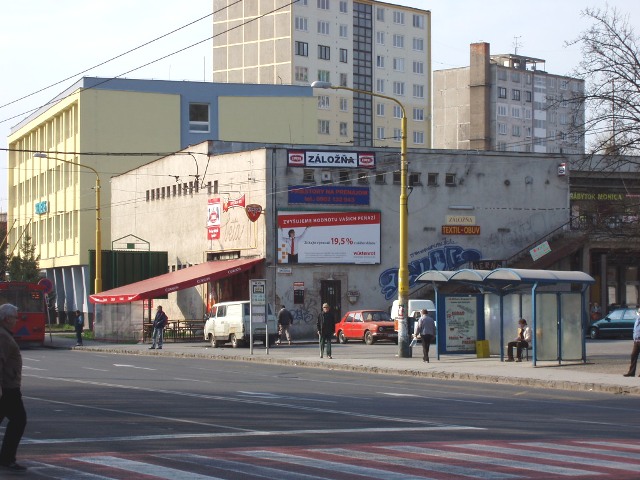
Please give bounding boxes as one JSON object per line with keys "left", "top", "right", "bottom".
{"left": 213, "top": 0, "right": 431, "bottom": 148}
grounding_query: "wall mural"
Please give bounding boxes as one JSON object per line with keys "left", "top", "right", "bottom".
{"left": 379, "top": 240, "right": 482, "bottom": 300}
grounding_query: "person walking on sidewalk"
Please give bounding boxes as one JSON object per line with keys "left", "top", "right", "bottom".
{"left": 623, "top": 311, "right": 640, "bottom": 377}
{"left": 149, "top": 305, "right": 168, "bottom": 350}
{"left": 507, "top": 318, "right": 531, "bottom": 362}
{"left": 414, "top": 308, "right": 436, "bottom": 362}
{"left": 74, "top": 310, "right": 84, "bottom": 346}
{"left": 0, "top": 304, "right": 28, "bottom": 473}
{"left": 276, "top": 305, "right": 294, "bottom": 345}
{"left": 317, "top": 303, "right": 336, "bottom": 359}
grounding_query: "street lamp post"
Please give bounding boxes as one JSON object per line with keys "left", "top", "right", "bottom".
{"left": 311, "top": 81, "right": 411, "bottom": 358}
{"left": 34, "top": 153, "right": 102, "bottom": 293}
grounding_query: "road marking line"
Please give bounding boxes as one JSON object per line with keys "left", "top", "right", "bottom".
{"left": 25, "top": 460, "right": 114, "bottom": 479}
{"left": 515, "top": 441, "right": 640, "bottom": 460}
{"left": 380, "top": 392, "right": 492, "bottom": 404}
{"left": 113, "top": 363, "right": 156, "bottom": 370}
{"left": 23, "top": 426, "right": 478, "bottom": 445}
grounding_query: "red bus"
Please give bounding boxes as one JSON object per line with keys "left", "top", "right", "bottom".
{"left": 0, "top": 282, "right": 48, "bottom": 345}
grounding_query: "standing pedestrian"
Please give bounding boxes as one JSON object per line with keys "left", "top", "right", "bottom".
{"left": 623, "top": 310, "right": 640, "bottom": 377}
{"left": 276, "top": 305, "right": 294, "bottom": 345}
{"left": 74, "top": 310, "right": 84, "bottom": 346}
{"left": 414, "top": 308, "right": 436, "bottom": 362}
{"left": 0, "top": 304, "right": 28, "bottom": 473}
{"left": 149, "top": 305, "right": 168, "bottom": 350}
{"left": 317, "top": 303, "right": 336, "bottom": 359}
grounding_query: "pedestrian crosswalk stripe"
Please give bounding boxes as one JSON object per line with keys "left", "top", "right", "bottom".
{"left": 74, "top": 456, "right": 221, "bottom": 480}
{"left": 235, "top": 450, "right": 432, "bottom": 480}
{"left": 453, "top": 443, "right": 640, "bottom": 473}
{"left": 317, "top": 447, "right": 516, "bottom": 479}
{"left": 579, "top": 441, "right": 640, "bottom": 451}
{"left": 516, "top": 441, "right": 640, "bottom": 461}
{"left": 27, "top": 461, "right": 114, "bottom": 480}
{"left": 157, "top": 453, "right": 329, "bottom": 480}
{"left": 382, "top": 445, "right": 596, "bottom": 476}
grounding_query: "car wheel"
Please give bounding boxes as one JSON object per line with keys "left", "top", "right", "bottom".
{"left": 364, "top": 331, "right": 374, "bottom": 345}
{"left": 338, "top": 331, "right": 348, "bottom": 344}
{"left": 209, "top": 334, "right": 218, "bottom": 348}
{"left": 230, "top": 334, "right": 240, "bottom": 348}
{"left": 589, "top": 327, "right": 599, "bottom": 340}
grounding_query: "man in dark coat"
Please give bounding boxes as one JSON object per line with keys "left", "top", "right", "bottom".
{"left": 317, "top": 303, "right": 336, "bottom": 359}
{"left": 277, "top": 305, "right": 294, "bottom": 345}
{"left": 149, "top": 305, "right": 168, "bottom": 350}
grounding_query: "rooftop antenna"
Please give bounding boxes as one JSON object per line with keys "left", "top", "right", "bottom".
{"left": 513, "top": 36, "right": 522, "bottom": 55}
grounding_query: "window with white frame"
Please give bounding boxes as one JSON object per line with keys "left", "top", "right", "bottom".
{"left": 413, "top": 108, "right": 424, "bottom": 121}
{"left": 497, "top": 142, "right": 507, "bottom": 151}
{"left": 524, "top": 108, "right": 531, "bottom": 119}
{"left": 318, "top": 119, "right": 330, "bottom": 134}
{"left": 376, "top": 78, "right": 385, "bottom": 93}
{"left": 548, "top": 77, "right": 556, "bottom": 88}
{"left": 318, "top": 44, "right": 330, "bottom": 60}
{"left": 339, "top": 122, "right": 348, "bottom": 136}
{"left": 393, "top": 127, "right": 402, "bottom": 141}
{"left": 497, "top": 104, "right": 507, "bottom": 116}
{"left": 339, "top": 48, "right": 348, "bottom": 63}
{"left": 498, "top": 69, "right": 507, "bottom": 81}
{"left": 295, "top": 16, "right": 308, "bottom": 31}
{"left": 318, "top": 70, "right": 330, "bottom": 82}
{"left": 413, "top": 131, "right": 425, "bottom": 144}
{"left": 295, "top": 41, "right": 308, "bottom": 56}
{"left": 526, "top": 73, "right": 532, "bottom": 85}
{"left": 413, "top": 61, "right": 424, "bottom": 74}
{"left": 512, "top": 125, "right": 521, "bottom": 136}
{"left": 412, "top": 14, "right": 424, "bottom": 28}
{"left": 393, "top": 34, "right": 404, "bottom": 48}
{"left": 318, "top": 20, "right": 330, "bottom": 35}
{"left": 525, "top": 126, "right": 532, "bottom": 138}
{"left": 376, "top": 55, "right": 385, "bottom": 68}
{"left": 392, "top": 57, "right": 404, "bottom": 71}
{"left": 498, "top": 123, "right": 507, "bottom": 135}
{"left": 340, "top": 97, "right": 348, "bottom": 111}
{"left": 376, "top": 102, "right": 385, "bottom": 116}
{"left": 393, "top": 81, "right": 405, "bottom": 96}
{"left": 339, "top": 72, "right": 347, "bottom": 86}
{"left": 318, "top": 95, "right": 330, "bottom": 109}
{"left": 393, "top": 105, "right": 402, "bottom": 118}
{"left": 376, "top": 7, "right": 385, "bottom": 21}
{"left": 498, "top": 87, "right": 507, "bottom": 98}
{"left": 377, "top": 126, "right": 385, "bottom": 139}
{"left": 512, "top": 89, "right": 521, "bottom": 101}
{"left": 525, "top": 91, "right": 532, "bottom": 102}
{"left": 339, "top": 0, "right": 347, "bottom": 13}
{"left": 339, "top": 24, "right": 348, "bottom": 37}
{"left": 559, "top": 113, "right": 568, "bottom": 125}
{"left": 412, "top": 37, "right": 424, "bottom": 51}
{"left": 376, "top": 31, "right": 385, "bottom": 45}
{"left": 300, "top": 0, "right": 308, "bottom": 5}
{"left": 317, "top": 0, "right": 329, "bottom": 10}
{"left": 295, "top": 66, "right": 308, "bottom": 82}
{"left": 511, "top": 106, "right": 520, "bottom": 118}
{"left": 393, "top": 11, "right": 405, "bottom": 24}
{"left": 189, "top": 103, "right": 209, "bottom": 132}
{"left": 413, "top": 84, "right": 424, "bottom": 98}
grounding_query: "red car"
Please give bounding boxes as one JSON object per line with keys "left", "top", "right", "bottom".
{"left": 335, "top": 310, "right": 398, "bottom": 345}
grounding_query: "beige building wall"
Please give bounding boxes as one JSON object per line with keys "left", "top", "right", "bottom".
{"left": 109, "top": 142, "right": 268, "bottom": 321}
{"left": 433, "top": 68, "right": 470, "bottom": 150}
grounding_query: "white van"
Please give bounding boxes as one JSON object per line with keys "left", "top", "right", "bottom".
{"left": 204, "top": 301, "right": 277, "bottom": 348}
{"left": 390, "top": 299, "right": 436, "bottom": 333}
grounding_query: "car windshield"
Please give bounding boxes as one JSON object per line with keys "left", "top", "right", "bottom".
{"left": 364, "top": 311, "right": 391, "bottom": 322}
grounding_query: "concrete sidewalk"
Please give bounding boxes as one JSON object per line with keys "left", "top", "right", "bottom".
{"left": 42, "top": 333, "right": 640, "bottom": 396}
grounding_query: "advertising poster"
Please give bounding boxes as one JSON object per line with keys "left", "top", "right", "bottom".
{"left": 277, "top": 211, "right": 380, "bottom": 264}
{"left": 207, "top": 198, "right": 221, "bottom": 240}
{"left": 445, "top": 296, "right": 477, "bottom": 352}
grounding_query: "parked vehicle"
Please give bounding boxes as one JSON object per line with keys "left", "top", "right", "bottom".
{"left": 0, "top": 281, "right": 48, "bottom": 346}
{"left": 335, "top": 310, "right": 397, "bottom": 345}
{"left": 204, "top": 301, "right": 277, "bottom": 348}
{"left": 589, "top": 307, "right": 639, "bottom": 339}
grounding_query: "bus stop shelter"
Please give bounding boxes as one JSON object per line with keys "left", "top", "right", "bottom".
{"left": 415, "top": 268, "right": 595, "bottom": 366}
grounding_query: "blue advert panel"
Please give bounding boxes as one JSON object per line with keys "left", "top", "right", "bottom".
{"left": 288, "top": 185, "right": 370, "bottom": 205}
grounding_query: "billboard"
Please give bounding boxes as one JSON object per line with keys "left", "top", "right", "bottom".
{"left": 287, "top": 150, "right": 376, "bottom": 169}
{"left": 277, "top": 211, "right": 380, "bottom": 264}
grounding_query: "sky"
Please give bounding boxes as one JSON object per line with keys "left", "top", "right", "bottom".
{"left": 1, "top": 0, "right": 639, "bottom": 213}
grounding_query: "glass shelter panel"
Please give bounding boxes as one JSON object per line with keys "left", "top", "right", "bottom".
{"left": 561, "top": 293, "right": 583, "bottom": 360}
{"left": 535, "top": 293, "right": 558, "bottom": 361}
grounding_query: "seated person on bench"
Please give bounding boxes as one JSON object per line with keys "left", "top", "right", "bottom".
{"left": 506, "top": 318, "right": 531, "bottom": 362}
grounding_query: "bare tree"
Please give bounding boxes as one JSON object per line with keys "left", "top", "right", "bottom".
{"left": 567, "top": 6, "right": 640, "bottom": 164}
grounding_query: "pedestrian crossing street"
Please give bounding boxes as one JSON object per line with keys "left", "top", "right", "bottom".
{"left": 24, "top": 439, "right": 640, "bottom": 479}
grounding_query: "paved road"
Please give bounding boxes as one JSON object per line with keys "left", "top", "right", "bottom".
{"left": 15, "top": 346, "right": 640, "bottom": 479}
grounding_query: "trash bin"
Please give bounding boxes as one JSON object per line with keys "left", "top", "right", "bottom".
{"left": 476, "top": 339, "right": 490, "bottom": 358}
